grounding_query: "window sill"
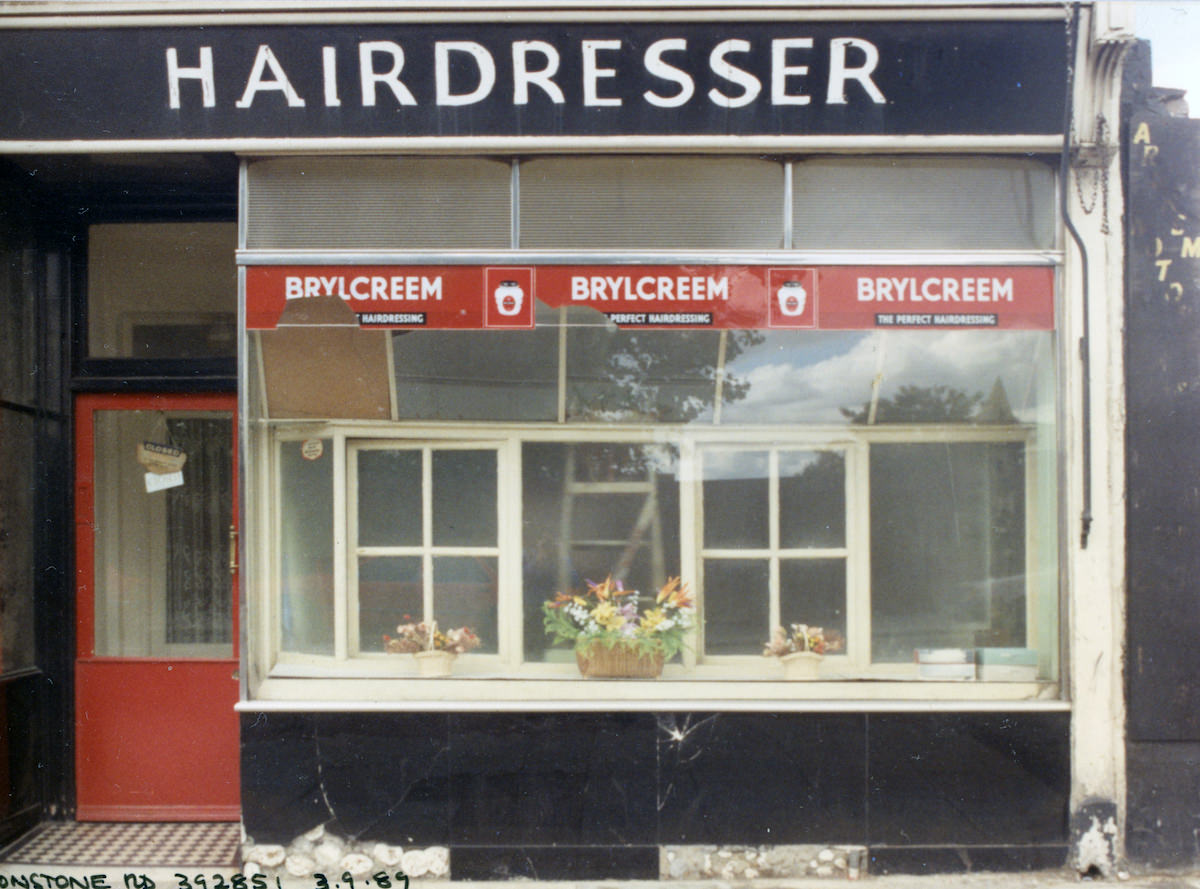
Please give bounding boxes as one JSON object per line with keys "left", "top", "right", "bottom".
{"left": 243, "top": 674, "right": 1065, "bottom": 712}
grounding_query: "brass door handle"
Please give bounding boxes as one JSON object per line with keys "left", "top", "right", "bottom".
{"left": 229, "top": 525, "right": 239, "bottom": 575}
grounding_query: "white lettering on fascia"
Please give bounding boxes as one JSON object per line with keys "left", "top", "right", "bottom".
{"left": 283, "top": 276, "right": 444, "bottom": 300}
{"left": 708, "top": 39, "right": 761, "bottom": 108}
{"left": 856, "top": 277, "right": 1016, "bottom": 302}
{"left": 513, "top": 41, "right": 565, "bottom": 104}
{"left": 166, "top": 47, "right": 215, "bottom": 109}
{"left": 643, "top": 38, "right": 695, "bottom": 108}
{"left": 236, "top": 45, "right": 306, "bottom": 108}
{"left": 435, "top": 41, "right": 497, "bottom": 106}
{"left": 359, "top": 41, "right": 417, "bottom": 107}
{"left": 570, "top": 275, "right": 731, "bottom": 301}
{"left": 771, "top": 38, "right": 813, "bottom": 106}
{"left": 582, "top": 39, "right": 622, "bottom": 107}
{"left": 167, "top": 38, "right": 886, "bottom": 111}
{"left": 827, "top": 37, "right": 885, "bottom": 104}
{"left": 322, "top": 46, "right": 341, "bottom": 107}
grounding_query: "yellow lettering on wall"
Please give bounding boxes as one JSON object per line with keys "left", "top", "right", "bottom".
{"left": 1183, "top": 237, "right": 1200, "bottom": 259}
{"left": 1157, "top": 258, "right": 1173, "bottom": 281}
{"left": 1134, "top": 122, "right": 1152, "bottom": 144}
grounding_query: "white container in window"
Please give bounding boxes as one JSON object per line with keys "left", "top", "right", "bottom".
{"left": 415, "top": 650, "right": 456, "bottom": 677}
{"left": 915, "top": 648, "right": 976, "bottom": 680}
{"left": 777, "top": 280, "right": 807, "bottom": 317}
{"left": 494, "top": 280, "right": 524, "bottom": 316}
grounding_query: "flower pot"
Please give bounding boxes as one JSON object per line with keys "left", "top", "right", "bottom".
{"left": 780, "top": 650, "right": 823, "bottom": 680}
{"left": 414, "top": 650, "right": 456, "bottom": 677}
{"left": 576, "top": 642, "right": 664, "bottom": 678}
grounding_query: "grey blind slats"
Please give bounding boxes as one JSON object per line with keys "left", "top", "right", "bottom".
{"left": 791, "top": 157, "right": 1056, "bottom": 250}
{"left": 518, "top": 156, "right": 785, "bottom": 250}
{"left": 245, "top": 157, "right": 511, "bottom": 250}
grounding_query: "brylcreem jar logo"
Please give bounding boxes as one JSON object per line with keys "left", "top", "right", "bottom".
{"left": 767, "top": 268, "right": 818, "bottom": 328}
{"left": 485, "top": 267, "right": 535, "bottom": 328}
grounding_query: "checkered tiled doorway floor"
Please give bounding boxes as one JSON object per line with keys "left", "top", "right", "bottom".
{"left": 0, "top": 822, "right": 241, "bottom": 867}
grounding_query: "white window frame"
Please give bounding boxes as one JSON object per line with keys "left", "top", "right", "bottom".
{"left": 693, "top": 442, "right": 856, "bottom": 671}
{"left": 259, "top": 420, "right": 1050, "bottom": 702}
{"left": 348, "top": 440, "right": 505, "bottom": 660}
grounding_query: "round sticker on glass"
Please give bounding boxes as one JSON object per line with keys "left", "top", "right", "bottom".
{"left": 301, "top": 439, "right": 325, "bottom": 461}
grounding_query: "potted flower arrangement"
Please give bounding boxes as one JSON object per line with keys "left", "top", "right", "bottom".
{"left": 763, "top": 623, "right": 844, "bottom": 679}
{"left": 543, "top": 575, "right": 694, "bottom": 678}
{"left": 384, "top": 618, "right": 481, "bottom": 677}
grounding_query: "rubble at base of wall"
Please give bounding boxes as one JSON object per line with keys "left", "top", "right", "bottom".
{"left": 241, "top": 833, "right": 868, "bottom": 883}
{"left": 241, "top": 825, "right": 449, "bottom": 884}
{"left": 661, "top": 845, "right": 867, "bottom": 880}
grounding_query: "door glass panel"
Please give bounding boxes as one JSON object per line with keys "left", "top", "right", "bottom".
{"left": 92, "top": 410, "right": 233, "bottom": 657}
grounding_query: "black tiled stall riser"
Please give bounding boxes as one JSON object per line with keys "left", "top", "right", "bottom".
{"left": 240, "top": 710, "right": 1070, "bottom": 879}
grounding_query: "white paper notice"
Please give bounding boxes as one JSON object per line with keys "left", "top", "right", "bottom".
{"left": 145, "top": 470, "right": 184, "bottom": 493}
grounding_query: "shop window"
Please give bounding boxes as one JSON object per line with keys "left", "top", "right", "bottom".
{"left": 870, "top": 441, "right": 1026, "bottom": 661}
{"left": 278, "top": 436, "right": 334, "bottom": 656}
{"left": 245, "top": 154, "right": 1060, "bottom": 695}
{"left": 351, "top": 444, "right": 500, "bottom": 655}
{"left": 87, "top": 222, "right": 237, "bottom": 360}
{"left": 261, "top": 324, "right": 1057, "bottom": 683}
{"left": 700, "top": 447, "right": 848, "bottom": 657}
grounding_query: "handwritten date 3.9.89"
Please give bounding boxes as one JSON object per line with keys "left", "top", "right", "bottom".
{"left": 169, "top": 873, "right": 409, "bottom": 889}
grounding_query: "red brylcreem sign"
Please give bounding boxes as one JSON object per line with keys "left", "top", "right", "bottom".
{"left": 244, "top": 265, "right": 1055, "bottom": 331}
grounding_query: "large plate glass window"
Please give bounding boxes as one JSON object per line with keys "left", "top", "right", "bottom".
{"left": 243, "top": 154, "right": 1060, "bottom": 693}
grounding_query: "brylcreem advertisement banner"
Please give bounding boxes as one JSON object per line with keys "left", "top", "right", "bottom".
{"left": 244, "top": 265, "right": 1055, "bottom": 331}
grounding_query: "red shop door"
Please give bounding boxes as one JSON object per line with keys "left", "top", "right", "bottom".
{"left": 75, "top": 393, "right": 240, "bottom": 821}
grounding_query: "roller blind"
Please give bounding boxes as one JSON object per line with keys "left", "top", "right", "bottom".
{"left": 518, "top": 156, "right": 784, "bottom": 250}
{"left": 245, "top": 156, "right": 511, "bottom": 250}
{"left": 791, "top": 157, "right": 1056, "bottom": 250}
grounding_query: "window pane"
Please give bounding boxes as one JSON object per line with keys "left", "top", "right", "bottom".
{"left": 721, "top": 330, "right": 1055, "bottom": 428}
{"left": 780, "top": 559, "right": 847, "bottom": 653}
{"left": 703, "top": 559, "right": 769, "bottom": 655}
{"left": 779, "top": 451, "right": 845, "bottom": 549}
{"left": 702, "top": 451, "right": 768, "bottom": 549}
{"left": 520, "top": 156, "right": 783, "bottom": 250}
{"left": 434, "top": 556, "right": 498, "bottom": 654}
{"left": 432, "top": 450, "right": 497, "bottom": 547}
{"left": 164, "top": 417, "right": 233, "bottom": 645}
{"left": 87, "top": 223, "right": 236, "bottom": 359}
{"left": 359, "top": 556, "right": 422, "bottom": 654}
{"left": 792, "top": 157, "right": 1055, "bottom": 250}
{"left": 870, "top": 442, "right": 1026, "bottom": 662}
{"left": 566, "top": 321, "right": 722, "bottom": 423}
{"left": 246, "top": 156, "right": 511, "bottom": 250}
{"left": 280, "top": 438, "right": 335, "bottom": 656}
{"left": 521, "top": 442, "right": 681, "bottom": 661}
{"left": 93, "top": 410, "right": 233, "bottom": 658}
{"left": 392, "top": 328, "right": 558, "bottom": 421}
{"left": 358, "top": 450, "right": 422, "bottom": 547}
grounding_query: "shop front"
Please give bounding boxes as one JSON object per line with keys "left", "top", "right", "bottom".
{"left": 0, "top": 1, "right": 1135, "bottom": 879}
